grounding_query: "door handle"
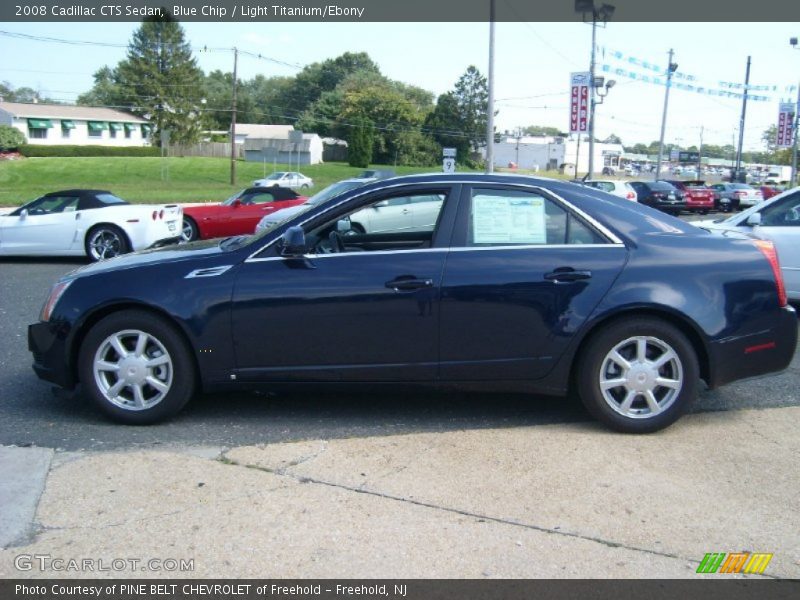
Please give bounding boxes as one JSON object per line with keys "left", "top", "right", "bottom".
{"left": 385, "top": 277, "right": 434, "bottom": 291}
{"left": 544, "top": 267, "right": 592, "bottom": 283}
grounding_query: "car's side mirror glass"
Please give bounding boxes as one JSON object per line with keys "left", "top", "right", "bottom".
{"left": 746, "top": 212, "right": 762, "bottom": 227}
{"left": 280, "top": 226, "right": 307, "bottom": 256}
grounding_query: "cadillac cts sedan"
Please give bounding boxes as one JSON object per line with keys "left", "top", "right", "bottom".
{"left": 29, "top": 174, "right": 797, "bottom": 433}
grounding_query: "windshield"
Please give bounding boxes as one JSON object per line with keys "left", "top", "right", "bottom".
{"left": 221, "top": 190, "right": 245, "bottom": 206}
{"left": 306, "top": 180, "right": 367, "bottom": 207}
{"left": 265, "top": 172, "right": 287, "bottom": 180}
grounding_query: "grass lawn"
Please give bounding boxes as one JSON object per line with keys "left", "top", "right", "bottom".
{"left": 0, "top": 156, "right": 571, "bottom": 206}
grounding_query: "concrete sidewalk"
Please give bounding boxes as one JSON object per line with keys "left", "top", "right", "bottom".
{"left": 1, "top": 406, "right": 798, "bottom": 578}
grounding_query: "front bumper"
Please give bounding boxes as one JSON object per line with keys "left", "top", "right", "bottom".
{"left": 29, "top": 320, "right": 75, "bottom": 389}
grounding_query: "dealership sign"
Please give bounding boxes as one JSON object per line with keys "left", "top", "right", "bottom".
{"left": 569, "top": 72, "right": 590, "bottom": 134}
{"left": 776, "top": 102, "right": 796, "bottom": 148}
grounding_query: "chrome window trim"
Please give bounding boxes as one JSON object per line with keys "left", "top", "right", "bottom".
{"left": 246, "top": 244, "right": 621, "bottom": 263}
{"left": 245, "top": 180, "right": 625, "bottom": 263}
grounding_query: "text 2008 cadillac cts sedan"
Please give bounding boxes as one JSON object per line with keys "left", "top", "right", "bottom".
{"left": 29, "top": 174, "right": 797, "bottom": 433}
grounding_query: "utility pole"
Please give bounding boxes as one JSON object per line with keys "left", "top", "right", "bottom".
{"left": 734, "top": 56, "right": 751, "bottom": 183}
{"left": 792, "top": 87, "right": 799, "bottom": 186}
{"left": 697, "top": 126, "right": 704, "bottom": 176}
{"left": 230, "top": 47, "right": 238, "bottom": 186}
{"left": 588, "top": 17, "right": 598, "bottom": 178}
{"left": 485, "top": 0, "right": 495, "bottom": 174}
{"left": 655, "top": 48, "right": 676, "bottom": 181}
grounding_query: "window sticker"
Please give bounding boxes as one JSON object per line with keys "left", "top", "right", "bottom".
{"left": 472, "top": 194, "right": 547, "bottom": 244}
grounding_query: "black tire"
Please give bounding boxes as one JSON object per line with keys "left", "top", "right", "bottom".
{"left": 576, "top": 317, "right": 699, "bottom": 433}
{"left": 78, "top": 310, "right": 197, "bottom": 424}
{"left": 699, "top": 209, "right": 709, "bottom": 215}
{"left": 181, "top": 217, "right": 199, "bottom": 242}
{"left": 85, "top": 225, "right": 130, "bottom": 262}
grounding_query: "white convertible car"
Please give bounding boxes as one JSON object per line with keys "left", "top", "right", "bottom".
{"left": 0, "top": 189, "right": 182, "bottom": 261}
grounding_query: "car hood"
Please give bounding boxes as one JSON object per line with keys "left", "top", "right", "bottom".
{"left": 65, "top": 239, "right": 228, "bottom": 279}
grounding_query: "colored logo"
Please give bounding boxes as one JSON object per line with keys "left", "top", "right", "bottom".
{"left": 696, "top": 552, "right": 773, "bottom": 574}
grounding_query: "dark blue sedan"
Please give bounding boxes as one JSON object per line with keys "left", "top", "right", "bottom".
{"left": 29, "top": 174, "right": 797, "bottom": 432}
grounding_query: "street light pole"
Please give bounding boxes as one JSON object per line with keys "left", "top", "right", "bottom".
{"left": 655, "top": 48, "right": 677, "bottom": 181}
{"left": 485, "top": 0, "right": 496, "bottom": 174}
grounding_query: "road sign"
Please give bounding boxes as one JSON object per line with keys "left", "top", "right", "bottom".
{"left": 678, "top": 151, "right": 700, "bottom": 163}
{"left": 569, "top": 72, "right": 590, "bottom": 134}
{"left": 443, "top": 147, "right": 456, "bottom": 158}
{"left": 777, "top": 103, "right": 795, "bottom": 148}
{"left": 442, "top": 157, "right": 456, "bottom": 174}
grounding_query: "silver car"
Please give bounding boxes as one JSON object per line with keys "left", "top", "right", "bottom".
{"left": 694, "top": 186, "right": 800, "bottom": 300}
{"left": 253, "top": 171, "right": 313, "bottom": 190}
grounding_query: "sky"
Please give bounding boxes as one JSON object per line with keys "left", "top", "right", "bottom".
{"left": 0, "top": 21, "right": 799, "bottom": 151}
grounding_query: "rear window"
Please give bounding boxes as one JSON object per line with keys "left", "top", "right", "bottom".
{"left": 96, "top": 193, "right": 127, "bottom": 205}
{"left": 731, "top": 184, "right": 752, "bottom": 190}
{"left": 650, "top": 182, "right": 676, "bottom": 192}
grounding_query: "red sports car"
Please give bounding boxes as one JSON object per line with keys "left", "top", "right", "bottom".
{"left": 664, "top": 180, "right": 715, "bottom": 214}
{"left": 181, "top": 187, "right": 307, "bottom": 241}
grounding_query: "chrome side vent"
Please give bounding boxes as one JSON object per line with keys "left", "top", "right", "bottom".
{"left": 184, "top": 265, "right": 233, "bottom": 279}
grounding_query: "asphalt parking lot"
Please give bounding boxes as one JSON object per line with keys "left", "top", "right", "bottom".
{"left": 1, "top": 215, "right": 799, "bottom": 452}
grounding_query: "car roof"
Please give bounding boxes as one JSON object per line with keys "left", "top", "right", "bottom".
{"left": 43, "top": 189, "right": 113, "bottom": 198}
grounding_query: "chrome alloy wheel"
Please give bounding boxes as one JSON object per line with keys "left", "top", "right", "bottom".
{"left": 92, "top": 329, "right": 173, "bottom": 411}
{"left": 598, "top": 336, "right": 683, "bottom": 419}
{"left": 181, "top": 219, "right": 194, "bottom": 242}
{"left": 88, "top": 229, "right": 124, "bottom": 260}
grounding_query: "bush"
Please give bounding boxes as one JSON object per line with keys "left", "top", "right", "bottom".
{"left": 0, "top": 125, "right": 26, "bottom": 151}
{"left": 347, "top": 117, "right": 374, "bottom": 169}
{"left": 19, "top": 144, "right": 160, "bottom": 157}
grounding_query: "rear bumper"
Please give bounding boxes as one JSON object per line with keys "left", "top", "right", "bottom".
{"left": 708, "top": 305, "right": 797, "bottom": 388}
{"left": 29, "top": 321, "right": 75, "bottom": 389}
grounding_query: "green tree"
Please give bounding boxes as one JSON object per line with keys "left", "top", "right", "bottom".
{"left": 523, "top": 125, "right": 566, "bottom": 137}
{"left": 111, "top": 12, "right": 205, "bottom": 144}
{"left": 603, "top": 133, "right": 622, "bottom": 144}
{"left": 0, "top": 125, "right": 25, "bottom": 150}
{"left": 76, "top": 67, "right": 124, "bottom": 107}
{"left": 347, "top": 115, "right": 374, "bottom": 168}
{"left": 453, "top": 66, "right": 490, "bottom": 152}
{"left": 424, "top": 92, "right": 470, "bottom": 162}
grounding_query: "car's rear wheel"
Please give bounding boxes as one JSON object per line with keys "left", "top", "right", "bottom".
{"left": 181, "top": 217, "right": 199, "bottom": 242}
{"left": 577, "top": 317, "right": 698, "bottom": 433}
{"left": 301, "top": 184, "right": 310, "bottom": 189}
{"left": 85, "top": 225, "right": 130, "bottom": 261}
{"left": 78, "top": 310, "right": 196, "bottom": 424}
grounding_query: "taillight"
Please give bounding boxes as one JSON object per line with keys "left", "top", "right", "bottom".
{"left": 159, "top": 209, "right": 164, "bottom": 219}
{"left": 627, "top": 192, "right": 636, "bottom": 200}
{"left": 754, "top": 240, "right": 787, "bottom": 307}
{"left": 152, "top": 210, "right": 158, "bottom": 220}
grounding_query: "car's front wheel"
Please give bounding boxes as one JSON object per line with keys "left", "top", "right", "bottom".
{"left": 576, "top": 317, "right": 698, "bottom": 433}
{"left": 78, "top": 310, "right": 197, "bottom": 424}
{"left": 85, "top": 225, "right": 130, "bottom": 261}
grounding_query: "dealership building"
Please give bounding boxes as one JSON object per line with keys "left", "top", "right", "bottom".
{"left": 0, "top": 101, "right": 152, "bottom": 146}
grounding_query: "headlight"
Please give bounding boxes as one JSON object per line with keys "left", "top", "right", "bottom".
{"left": 40, "top": 279, "right": 74, "bottom": 322}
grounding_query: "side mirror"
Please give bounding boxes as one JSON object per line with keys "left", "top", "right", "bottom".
{"left": 336, "top": 218, "right": 351, "bottom": 233}
{"left": 19, "top": 209, "right": 28, "bottom": 219}
{"left": 746, "top": 212, "right": 762, "bottom": 227}
{"left": 232, "top": 199, "right": 242, "bottom": 208}
{"left": 373, "top": 200, "right": 389, "bottom": 209}
{"left": 280, "top": 226, "right": 307, "bottom": 257}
